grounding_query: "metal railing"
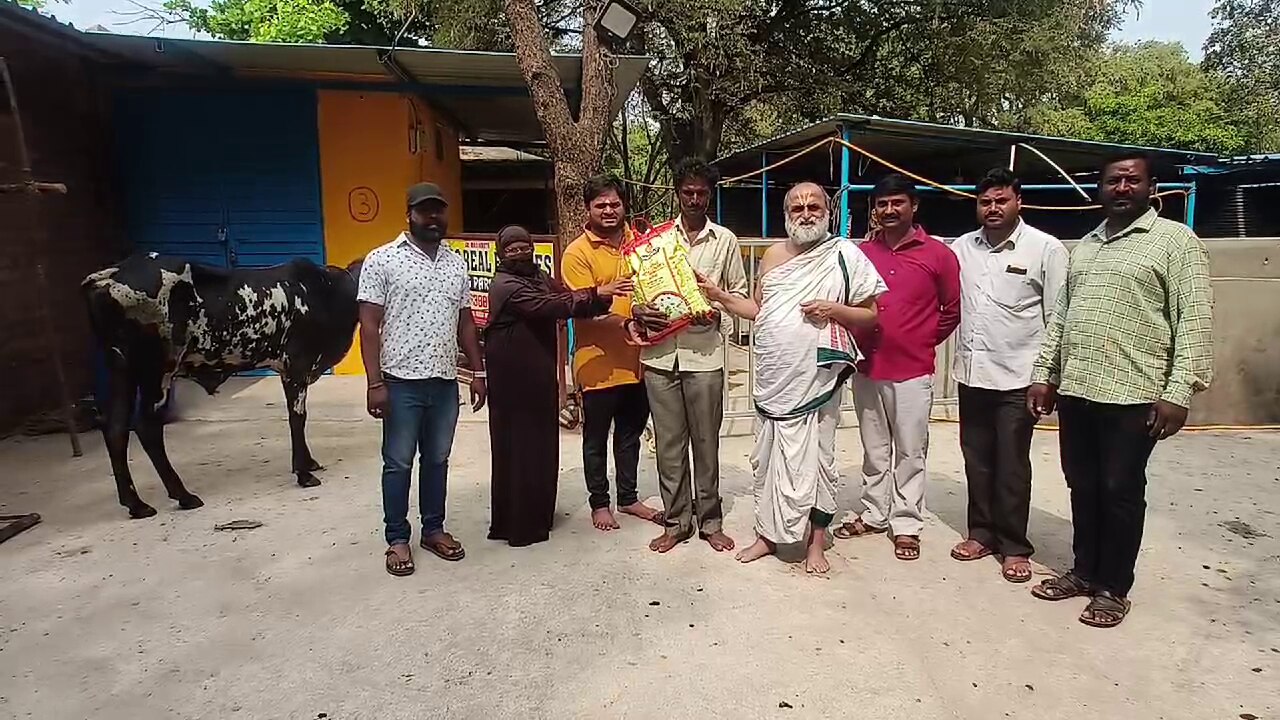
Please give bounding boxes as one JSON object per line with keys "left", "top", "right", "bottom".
{"left": 721, "top": 238, "right": 957, "bottom": 420}
{"left": 721, "top": 235, "right": 1280, "bottom": 420}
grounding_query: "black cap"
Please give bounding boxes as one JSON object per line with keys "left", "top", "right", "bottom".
{"left": 407, "top": 182, "right": 448, "bottom": 209}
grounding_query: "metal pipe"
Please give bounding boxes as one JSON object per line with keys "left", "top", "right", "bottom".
{"left": 837, "top": 182, "right": 1194, "bottom": 192}
{"left": 1186, "top": 181, "right": 1198, "bottom": 229}
{"left": 746, "top": 246, "right": 756, "bottom": 409}
{"left": 715, "top": 185, "right": 722, "bottom": 224}
{"left": 0, "top": 181, "right": 67, "bottom": 194}
{"left": 760, "top": 152, "right": 769, "bottom": 237}
{"left": 0, "top": 58, "right": 82, "bottom": 457}
{"left": 839, "top": 124, "right": 851, "bottom": 236}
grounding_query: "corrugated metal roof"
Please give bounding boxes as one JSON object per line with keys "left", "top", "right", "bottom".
{"left": 0, "top": 2, "right": 122, "bottom": 59}
{"left": 715, "top": 114, "right": 1219, "bottom": 178}
{"left": 1220, "top": 154, "right": 1280, "bottom": 165}
{"left": 72, "top": 33, "right": 650, "bottom": 144}
{"left": 460, "top": 146, "right": 548, "bottom": 163}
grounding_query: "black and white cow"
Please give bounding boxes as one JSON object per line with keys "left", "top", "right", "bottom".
{"left": 83, "top": 253, "right": 362, "bottom": 519}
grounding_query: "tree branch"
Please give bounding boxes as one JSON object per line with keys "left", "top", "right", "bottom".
{"left": 503, "top": 0, "right": 575, "bottom": 150}
{"left": 575, "top": 7, "right": 617, "bottom": 149}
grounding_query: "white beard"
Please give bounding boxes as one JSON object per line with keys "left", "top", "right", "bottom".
{"left": 785, "top": 213, "right": 831, "bottom": 247}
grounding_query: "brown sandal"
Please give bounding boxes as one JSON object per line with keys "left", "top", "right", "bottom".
{"left": 893, "top": 535, "right": 920, "bottom": 561}
{"left": 950, "top": 539, "right": 993, "bottom": 562}
{"left": 385, "top": 545, "right": 415, "bottom": 576}
{"left": 1031, "top": 571, "right": 1091, "bottom": 601}
{"left": 833, "top": 518, "right": 888, "bottom": 540}
{"left": 1001, "top": 556, "right": 1033, "bottom": 583}
{"left": 1079, "top": 591, "right": 1130, "bottom": 628}
{"left": 420, "top": 532, "right": 466, "bottom": 562}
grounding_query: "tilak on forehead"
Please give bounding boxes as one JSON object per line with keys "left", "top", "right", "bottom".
{"left": 785, "top": 183, "right": 830, "bottom": 211}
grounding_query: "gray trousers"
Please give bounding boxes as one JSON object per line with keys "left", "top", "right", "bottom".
{"left": 853, "top": 374, "right": 933, "bottom": 537}
{"left": 644, "top": 367, "right": 725, "bottom": 536}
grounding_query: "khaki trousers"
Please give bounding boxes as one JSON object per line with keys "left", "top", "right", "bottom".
{"left": 853, "top": 374, "right": 933, "bottom": 537}
{"left": 644, "top": 367, "right": 725, "bottom": 536}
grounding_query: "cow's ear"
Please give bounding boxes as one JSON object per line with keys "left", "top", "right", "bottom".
{"left": 345, "top": 258, "right": 364, "bottom": 284}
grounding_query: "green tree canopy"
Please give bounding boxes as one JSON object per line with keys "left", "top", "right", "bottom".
{"left": 1034, "top": 41, "right": 1251, "bottom": 156}
{"left": 1203, "top": 0, "right": 1280, "bottom": 152}
{"left": 139, "top": 0, "right": 1278, "bottom": 160}
{"left": 161, "top": 0, "right": 350, "bottom": 43}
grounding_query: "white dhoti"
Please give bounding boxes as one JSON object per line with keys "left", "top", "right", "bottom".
{"left": 750, "top": 237, "right": 887, "bottom": 544}
{"left": 751, "top": 388, "right": 843, "bottom": 544}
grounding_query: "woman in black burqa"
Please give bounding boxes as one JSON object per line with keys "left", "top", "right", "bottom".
{"left": 484, "top": 225, "right": 632, "bottom": 546}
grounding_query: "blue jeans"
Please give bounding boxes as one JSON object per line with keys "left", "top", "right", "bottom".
{"left": 381, "top": 377, "right": 460, "bottom": 546}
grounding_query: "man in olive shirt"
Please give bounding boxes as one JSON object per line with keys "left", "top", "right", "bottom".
{"left": 632, "top": 158, "right": 748, "bottom": 554}
{"left": 1028, "top": 152, "right": 1214, "bottom": 628}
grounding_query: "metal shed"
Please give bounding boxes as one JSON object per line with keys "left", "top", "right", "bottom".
{"left": 712, "top": 114, "right": 1219, "bottom": 241}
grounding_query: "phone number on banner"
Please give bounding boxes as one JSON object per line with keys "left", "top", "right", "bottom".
{"left": 447, "top": 239, "right": 554, "bottom": 328}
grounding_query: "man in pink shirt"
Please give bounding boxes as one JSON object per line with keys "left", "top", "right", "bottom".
{"left": 834, "top": 174, "right": 961, "bottom": 561}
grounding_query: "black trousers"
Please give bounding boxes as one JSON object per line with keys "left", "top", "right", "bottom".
{"left": 581, "top": 382, "right": 650, "bottom": 510}
{"left": 1057, "top": 396, "right": 1157, "bottom": 597}
{"left": 959, "top": 384, "right": 1036, "bottom": 557}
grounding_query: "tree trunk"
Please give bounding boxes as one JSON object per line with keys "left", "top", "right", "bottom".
{"left": 504, "top": 0, "right": 616, "bottom": 251}
{"left": 552, "top": 153, "right": 589, "bottom": 247}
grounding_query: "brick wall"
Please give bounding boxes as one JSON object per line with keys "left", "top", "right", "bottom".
{"left": 0, "top": 32, "right": 122, "bottom": 434}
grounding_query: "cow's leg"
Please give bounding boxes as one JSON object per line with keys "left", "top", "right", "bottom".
{"left": 101, "top": 361, "right": 156, "bottom": 519}
{"left": 135, "top": 377, "right": 203, "bottom": 510}
{"left": 282, "top": 376, "right": 321, "bottom": 488}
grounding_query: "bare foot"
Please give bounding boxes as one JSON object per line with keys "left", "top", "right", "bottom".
{"left": 591, "top": 508, "right": 621, "bottom": 531}
{"left": 802, "top": 530, "right": 830, "bottom": 574}
{"left": 735, "top": 536, "right": 775, "bottom": 563}
{"left": 619, "top": 501, "right": 665, "bottom": 526}
{"left": 648, "top": 530, "right": 690, "bottom": 553}
{"left": 702, "top": 530, "right": 735, "bottom": 552}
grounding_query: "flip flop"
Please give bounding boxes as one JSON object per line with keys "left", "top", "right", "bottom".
{"left": 420, "top": 532, "right": 466, "bottom": 562}
{"left": 385, "top": 546, "right": 415, "bottom": 577}
{"left": 833, "top": 519, "right": 888, "bottom": 540}
{"left": 950, "top": 539, "right": 993, "bottom": 562}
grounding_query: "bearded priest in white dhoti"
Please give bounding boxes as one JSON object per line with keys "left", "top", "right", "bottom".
{"left": 700, "top": 182, "right": 886, "bottom": 573}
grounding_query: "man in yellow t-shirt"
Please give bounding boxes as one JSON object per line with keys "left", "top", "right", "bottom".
{"left": 562, "top": 175, "right": 665, "bottom": 532}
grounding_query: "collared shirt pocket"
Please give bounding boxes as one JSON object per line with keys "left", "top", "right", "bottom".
{"left": 988, "top": 267, "right": 1038, "bottom": 312}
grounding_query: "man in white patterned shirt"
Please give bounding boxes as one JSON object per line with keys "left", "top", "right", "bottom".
{"left": 357, "top": 182, "right": 486, "bottom": 577}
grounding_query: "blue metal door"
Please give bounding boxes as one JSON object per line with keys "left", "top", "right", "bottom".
{"left": 114, "top": 87, "right": 325, "bottom": 268}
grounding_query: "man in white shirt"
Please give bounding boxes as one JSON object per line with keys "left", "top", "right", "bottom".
{"left": 949, "top": 169, "right": 1068, "bottom": 583}
{"left": 357, "top": 182, "right": 487, "bottom": 577}
{"left": 629, "top": 158, "right": 748, "bottom": 554}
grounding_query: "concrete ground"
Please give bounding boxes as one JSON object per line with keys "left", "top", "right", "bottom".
{"left": 0, "top": 376, "right": 1277, "bottom": 720}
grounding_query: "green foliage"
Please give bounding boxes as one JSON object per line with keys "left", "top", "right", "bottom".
{"left": 164, "top": 0, "right": 349, "bottom": 43}
{"left": 630, "top": 0, "right": 1137, "bottom": 162}
{"left": 14, "top": 0, "right": 65, "bottom": 11}
{"left": 1203, "top": 0, "right": 1280, "bottom": 152}
{"left": 355, "top": 0, "right": 580, "bottom": 50}
{"left": 854, "top": 1, "right": 1131, "bottom": 130}
{"left": 1034, "top": 42, "right": 1250, "bottom": 155}
{"left": 603, "top": 108, "right": 673, "bottom": 218}
{"left": 149, "top": 0, "right": 1279, "bottom": 157}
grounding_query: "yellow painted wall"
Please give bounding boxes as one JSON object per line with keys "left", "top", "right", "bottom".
{"left": 316, "top": 90, "right": 464, "bottom": 374}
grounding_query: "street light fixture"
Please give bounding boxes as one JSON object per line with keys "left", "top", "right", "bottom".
{"left": 594, "top": 0, "right": 641, "bottom": 45}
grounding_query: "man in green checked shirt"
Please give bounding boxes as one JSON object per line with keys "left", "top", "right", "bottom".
{"left": 1026, "top": 152, "right": 1214, "bottom": 629}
